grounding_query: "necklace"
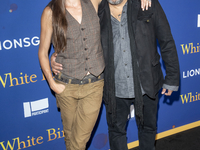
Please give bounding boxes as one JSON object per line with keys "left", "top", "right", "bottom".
{"left": 110, "top": 10, "right": 122, "bottom": 21}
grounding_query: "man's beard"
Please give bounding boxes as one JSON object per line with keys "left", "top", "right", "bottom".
{"left": 107, "top": 0, "right": 124, "bottom": 5}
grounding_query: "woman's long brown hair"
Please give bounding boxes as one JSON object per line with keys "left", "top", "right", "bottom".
{"left": 50, "top": 0, "right": 68, "bottom": 53}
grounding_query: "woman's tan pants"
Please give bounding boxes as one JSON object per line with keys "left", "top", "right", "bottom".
{"left": 55, "top": 79, "right": 104, "bottom": 150}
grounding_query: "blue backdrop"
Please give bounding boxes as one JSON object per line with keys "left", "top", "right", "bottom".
{"left": 0, "top": 0, "right": 200, "bottom": 150}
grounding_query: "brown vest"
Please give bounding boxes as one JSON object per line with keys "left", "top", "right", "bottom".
{"left": 55, "top": 0, "right": 105, "bottom": 80}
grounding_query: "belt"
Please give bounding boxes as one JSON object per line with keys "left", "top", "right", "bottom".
{"left": 55, "top": 73, "right": 104, "bottom": 85}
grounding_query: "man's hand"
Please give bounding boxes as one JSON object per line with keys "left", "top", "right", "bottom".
{"left": 51, "top": 53, "right": 63, "bottom": 75}
{"left": 141, "top": 0, "right": 151, "bottom": 11}
{"left": 161, "top": 88, "right": 173, "bottom": 96}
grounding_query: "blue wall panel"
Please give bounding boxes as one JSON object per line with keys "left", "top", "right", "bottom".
{"left": 0, "top": 0, "right": 200, "bottom": 149}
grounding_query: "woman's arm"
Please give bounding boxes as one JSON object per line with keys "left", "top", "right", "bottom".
{"left": 38, "top": 6, "right": 65, "bottom": 94}
{"left": 91, "top": 0, "right": 151, "bottom": 12}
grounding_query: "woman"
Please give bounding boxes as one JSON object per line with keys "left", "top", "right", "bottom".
{"left": 38, "top": 0, "right": 150, "bottom": 149}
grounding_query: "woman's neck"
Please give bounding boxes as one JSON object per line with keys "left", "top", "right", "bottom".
{"left": 65, "top": 0, "right": 81, "bottom": 7}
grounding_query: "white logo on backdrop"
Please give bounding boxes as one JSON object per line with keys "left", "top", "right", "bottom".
{"left": 23, "top": 98, "right": 49, "bottom": 118}
{"left": 183, "top": 68, "right": 200, "bottom": 79}
{"left": 128, "top": 104, "right": 135, "bottom": 119}
{"left": 198, "top": 14, "right": 200, "bottom": 27}
{"left": 0, "top": 36, "right": 40, "bottom": 51}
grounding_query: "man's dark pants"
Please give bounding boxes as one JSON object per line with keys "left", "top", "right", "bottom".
{"left": 106, "top": 94, "right": 158, "bottom": 150}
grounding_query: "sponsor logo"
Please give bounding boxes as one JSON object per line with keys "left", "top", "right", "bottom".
{"left": 0, "top": 128, "right": 64, "bottom": 150}
{"left": 180, "top": 43, "right": 200, "bottom": 55}
{"left": 23, "top": 98, "right": 49, "bottom": 118}
{"left": 0, "top": 71, "right": 46, "bottom": 89}
{"left": 180, "top": 92, "right": 200, "bottom": 104}
{"left": 0, "top": 36, "right": 40, "bottom": 51}
{"left": 183, "top": 68, "right": 200, "bottom": 79}
{"left": 198, "top": 14, "right": 200, "bottom": 27}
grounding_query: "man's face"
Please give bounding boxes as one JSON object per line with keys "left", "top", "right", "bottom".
{"left": 107, "top": 0, "right": 124, "bottom": 5}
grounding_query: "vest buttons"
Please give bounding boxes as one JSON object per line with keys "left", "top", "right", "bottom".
{"left": 85, "top": 48, "right": 88, "bottom": 51}
{"left": 81, "top": 28, "right": 85, "bottom": 31}
{"left": 83, "top": 38, "right": 87, "bottom": 41}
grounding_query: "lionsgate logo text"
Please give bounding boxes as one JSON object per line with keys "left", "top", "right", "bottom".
{"left": 0, "top": 36, "right": 40, "bottom": 51}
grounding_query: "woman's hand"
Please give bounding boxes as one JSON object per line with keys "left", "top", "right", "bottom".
{"left": 141, "top": 0, "right": 151, "bottom": 11}
{"left": 50, "top": 81, "right": 66, "bottom": 94}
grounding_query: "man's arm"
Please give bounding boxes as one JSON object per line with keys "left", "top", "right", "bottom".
{"left": 162, "top": 84, "right": 179, "bottom": 96}
{"left": 154, "top": 0, "right": 180, "bottom": 96}
{"left": 51, "top": 53, "right": 62, "bottom": 75}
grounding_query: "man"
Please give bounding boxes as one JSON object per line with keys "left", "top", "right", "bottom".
{"left": 51, "top": 0, "right": 180, "bottom": 149}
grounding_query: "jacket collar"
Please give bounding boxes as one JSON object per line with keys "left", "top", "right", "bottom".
{"left": 127, "top": 0, "right": 140, "bottom": 32}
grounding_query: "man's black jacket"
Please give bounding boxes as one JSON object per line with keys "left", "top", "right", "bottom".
{"left": 98, "top": 0, "right": 180, "bottom": 123}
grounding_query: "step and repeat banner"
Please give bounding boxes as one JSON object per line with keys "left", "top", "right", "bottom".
{"left": 0, "top": 0, "right": 200, "bottom": 150}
